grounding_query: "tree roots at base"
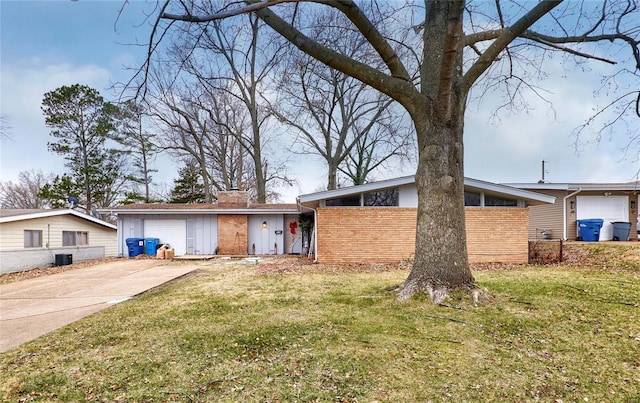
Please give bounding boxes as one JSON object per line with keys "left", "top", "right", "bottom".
{"left": 395, "top": 279, "right": 486, "bottom": 304}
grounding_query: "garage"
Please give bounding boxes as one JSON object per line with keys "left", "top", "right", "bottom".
{"left": 144, "top": 219, "right": 187, "bottom": 255}
{"left": 576, "top": 196, "right": 629, "bottom": 241}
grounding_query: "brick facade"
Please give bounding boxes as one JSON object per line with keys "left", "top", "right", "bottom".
{"left": 217, "top": 215, "right": 248, "bottom": 255}
{"left": 464, "top": 207, "right": 529, "bottom": 263}
{"left": 315, "top": 207, "right": 529, "bottom": 264}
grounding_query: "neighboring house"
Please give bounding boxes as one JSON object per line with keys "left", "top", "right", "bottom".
{"left": 506, "top": 182, "right": 640, "bottom": 241}
{"left": 103, "top": 191, "right": 301, "bottom": 257}
{"left": 297, "top": 176, "right": 556, "bottom": 265}
{"left": 0, "top": 209, "right": 117, "bottom": 274}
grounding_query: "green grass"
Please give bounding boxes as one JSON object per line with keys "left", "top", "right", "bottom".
{"left": 1, "top": 261, "right": 639, "bottom": 402}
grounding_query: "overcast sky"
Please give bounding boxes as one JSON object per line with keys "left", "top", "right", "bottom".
{"left": 1, "top": 1, "right": 639, "bottom": 204}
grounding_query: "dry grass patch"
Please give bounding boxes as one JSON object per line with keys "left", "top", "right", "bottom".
{"left": 1, "top": 257, "right": 639, "bottom": 402}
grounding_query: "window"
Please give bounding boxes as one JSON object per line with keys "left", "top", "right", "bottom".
{"left": 325, "top": 195, "right": 361, "bottom": 206}
{"left": 24, "top": 230, "right": 42, "bottom": 248}
{"left": 62, "top": 231, "right": 89, "bottom": 246}
{"left": 464, "top": 192, "right": 481, "bottom": 206}
{"left": 364, "top": 188, "right": 399, "bottom": 206}
{"left": 484, "top": 195, "right": 517, "bottom": 207}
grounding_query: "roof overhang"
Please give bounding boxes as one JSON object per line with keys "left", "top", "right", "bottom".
{"left": 506, "top": 182, "right": 640, "bottom": 192}
{"left": 464, "top": 178, "right": 556, "bottom": 205}
{"left": 0, "top": 209, "right": 117, "bottom": 230}
{"left": 100, "top": 208, "right": 299, "bottom": 215}
{"left": 297, "top": 175, "right": 415, "bottom": 205}
{"left": 298, "top": 176, "right": 556, "bottom": 207}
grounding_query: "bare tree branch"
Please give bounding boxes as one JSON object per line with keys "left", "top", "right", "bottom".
{"left": 462, "top": 0, "right": 564, "bottom": 94}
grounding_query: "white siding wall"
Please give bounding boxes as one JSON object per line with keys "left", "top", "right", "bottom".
{"left": 248, "top": 215, "right": 284, "bottom": 254}
{"left": 118, "top": 214, "right": 219, "bottom": 256}
{"left": 398, "top": 184, "right": 418, "bottom": 207}
{"left": 0, "top": 215, "right": 116, "bottom": 256}
{"left": 0, "top": 214, "right": 116, "bottom": 273}
{"left": 186, "top": 216, "right": 218, "bottom": 254}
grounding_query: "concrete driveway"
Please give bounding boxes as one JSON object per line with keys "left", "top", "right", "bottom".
{"left": 0, "top": 259, "right": 200, "bottom": 353}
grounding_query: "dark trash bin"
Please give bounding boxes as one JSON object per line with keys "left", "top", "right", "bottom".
{"left": 126, "top": 237, "right": 145, "bottom": 257}
{"left": 611, "top": 221, "right": 632, "bottom": 241}
{"left": 145, "top": 238, "right": 160, "bottom": 255}
{"left": 577, "top": 219, "right": 603, "bottom": 242}
{"left": 54, "top": 254, "right": 73, "bottom": 266}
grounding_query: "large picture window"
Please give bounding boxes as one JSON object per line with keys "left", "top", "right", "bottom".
{"left": 62, "top": 231, "right": 89, "bottom": 246}
{"left": 24, "top": 230, "right": 42, "bottom": 248}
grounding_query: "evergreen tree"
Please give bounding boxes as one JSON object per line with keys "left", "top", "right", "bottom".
{"left": 38, "top": 174, "right": 81, "bottom": 209}
{"left": 41, "top": 84, "right": 122, "bottom": 211}
{"left": 169, "top": 160, "right": 206, "bottom": 203}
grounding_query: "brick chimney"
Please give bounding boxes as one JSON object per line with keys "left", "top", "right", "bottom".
{"left": 217, "top": 190, "right": 250, "bottom": 208}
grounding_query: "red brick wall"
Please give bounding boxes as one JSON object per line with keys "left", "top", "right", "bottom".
{"left": 218, "top": 215, "right": 248, "bottom": 255}
{"left": 217, "top": 191, "right": 249, "bottom": 208}
{"left": 465, "top": 207, "right": 529, "bottom": 263}
{"left": 315, "top": 207, "right": 529, "bottom": 264}
{"left": 316, "top": 208, "right": 416, "bottom": 264}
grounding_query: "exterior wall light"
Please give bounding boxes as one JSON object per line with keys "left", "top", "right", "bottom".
{"left": 631, "top": 200, "right": 636, "bottom": 210}
{"left": 262, "top": 221, "right": 268, "bottom": 229}
{"left": 570, "top": 201, "right": 575, "bottom": 210}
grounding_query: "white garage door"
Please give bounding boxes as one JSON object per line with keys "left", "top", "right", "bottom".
{"left": 577, "top": 196, "right": 629, "bottom": 241}
{"left": 144, "top": 219, "right": 187, "bottom": 255}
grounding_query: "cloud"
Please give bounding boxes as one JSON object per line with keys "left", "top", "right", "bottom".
{"left": 463, "top": 60, "right": 640, "bottom": 185}
{"left": 0, "top": 60, "right": 113, "bottom": 182}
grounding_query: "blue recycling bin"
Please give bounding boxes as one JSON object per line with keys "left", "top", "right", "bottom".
{"left": 611, "top": 221, "right": 632, "bottom": 241}
{"left": 577, "top": 219, "right": 604, "bottom": 242}
{"left": 126, "top": 237, "right": 145, "bottom": 257}
{"left": 145, "top": 238, "right": 160, "bottom": 255}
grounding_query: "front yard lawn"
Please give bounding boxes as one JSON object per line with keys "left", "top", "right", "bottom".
{"left": 1, "top": 258, "right": 638, "bottom": 402}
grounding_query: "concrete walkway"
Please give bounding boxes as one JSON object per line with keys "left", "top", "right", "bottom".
{"left": 0, "top": 259, "right": 199, "bottom": 353}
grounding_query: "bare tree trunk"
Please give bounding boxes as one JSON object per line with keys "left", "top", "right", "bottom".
{"left": 398, "top": 104, "right": 475, "bottom": 301}
{"left": 327, "top": 162, "right": 338, "bottom": 190}
{"left": 396, "top": 1, "right": 474, "bottom": 301}
{"left": 250, "top": 107, "right": 266, "bottom": 203}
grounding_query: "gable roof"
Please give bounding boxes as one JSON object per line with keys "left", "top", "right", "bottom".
{"left": 298, "top": 175, "right": 556, "bottom": 206}
{"left": 0, "top": 209, "right": 117, "bottom": 230}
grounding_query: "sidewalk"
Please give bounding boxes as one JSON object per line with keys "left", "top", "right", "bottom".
{"left": 0, "top": 259, "right": 199, "bottom": 353}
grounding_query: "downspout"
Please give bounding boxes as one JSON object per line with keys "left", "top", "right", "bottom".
{"left": 563, "top": 188, "right": 582, "bottom": 240}
{"left": 296, "top": 198, "right": 318, "bottom": 263}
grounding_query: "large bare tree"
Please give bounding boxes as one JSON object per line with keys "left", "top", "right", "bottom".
{"left": 0, "top": 170, "right": 54, "bottom": 209}
{"left": 271, "top": 8, "right": 413, "bottom": 189}
{"left": 173, "top": 9, "right": 287, "bottom": 202}
{"left": 147, "top": 0, "right": 639, "bottom": 301}
{"left": 145, "top": 74, "right": 247, "bottom": 202}
{"left": 274, "top": 51, "right": 409, "bottom": 189}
